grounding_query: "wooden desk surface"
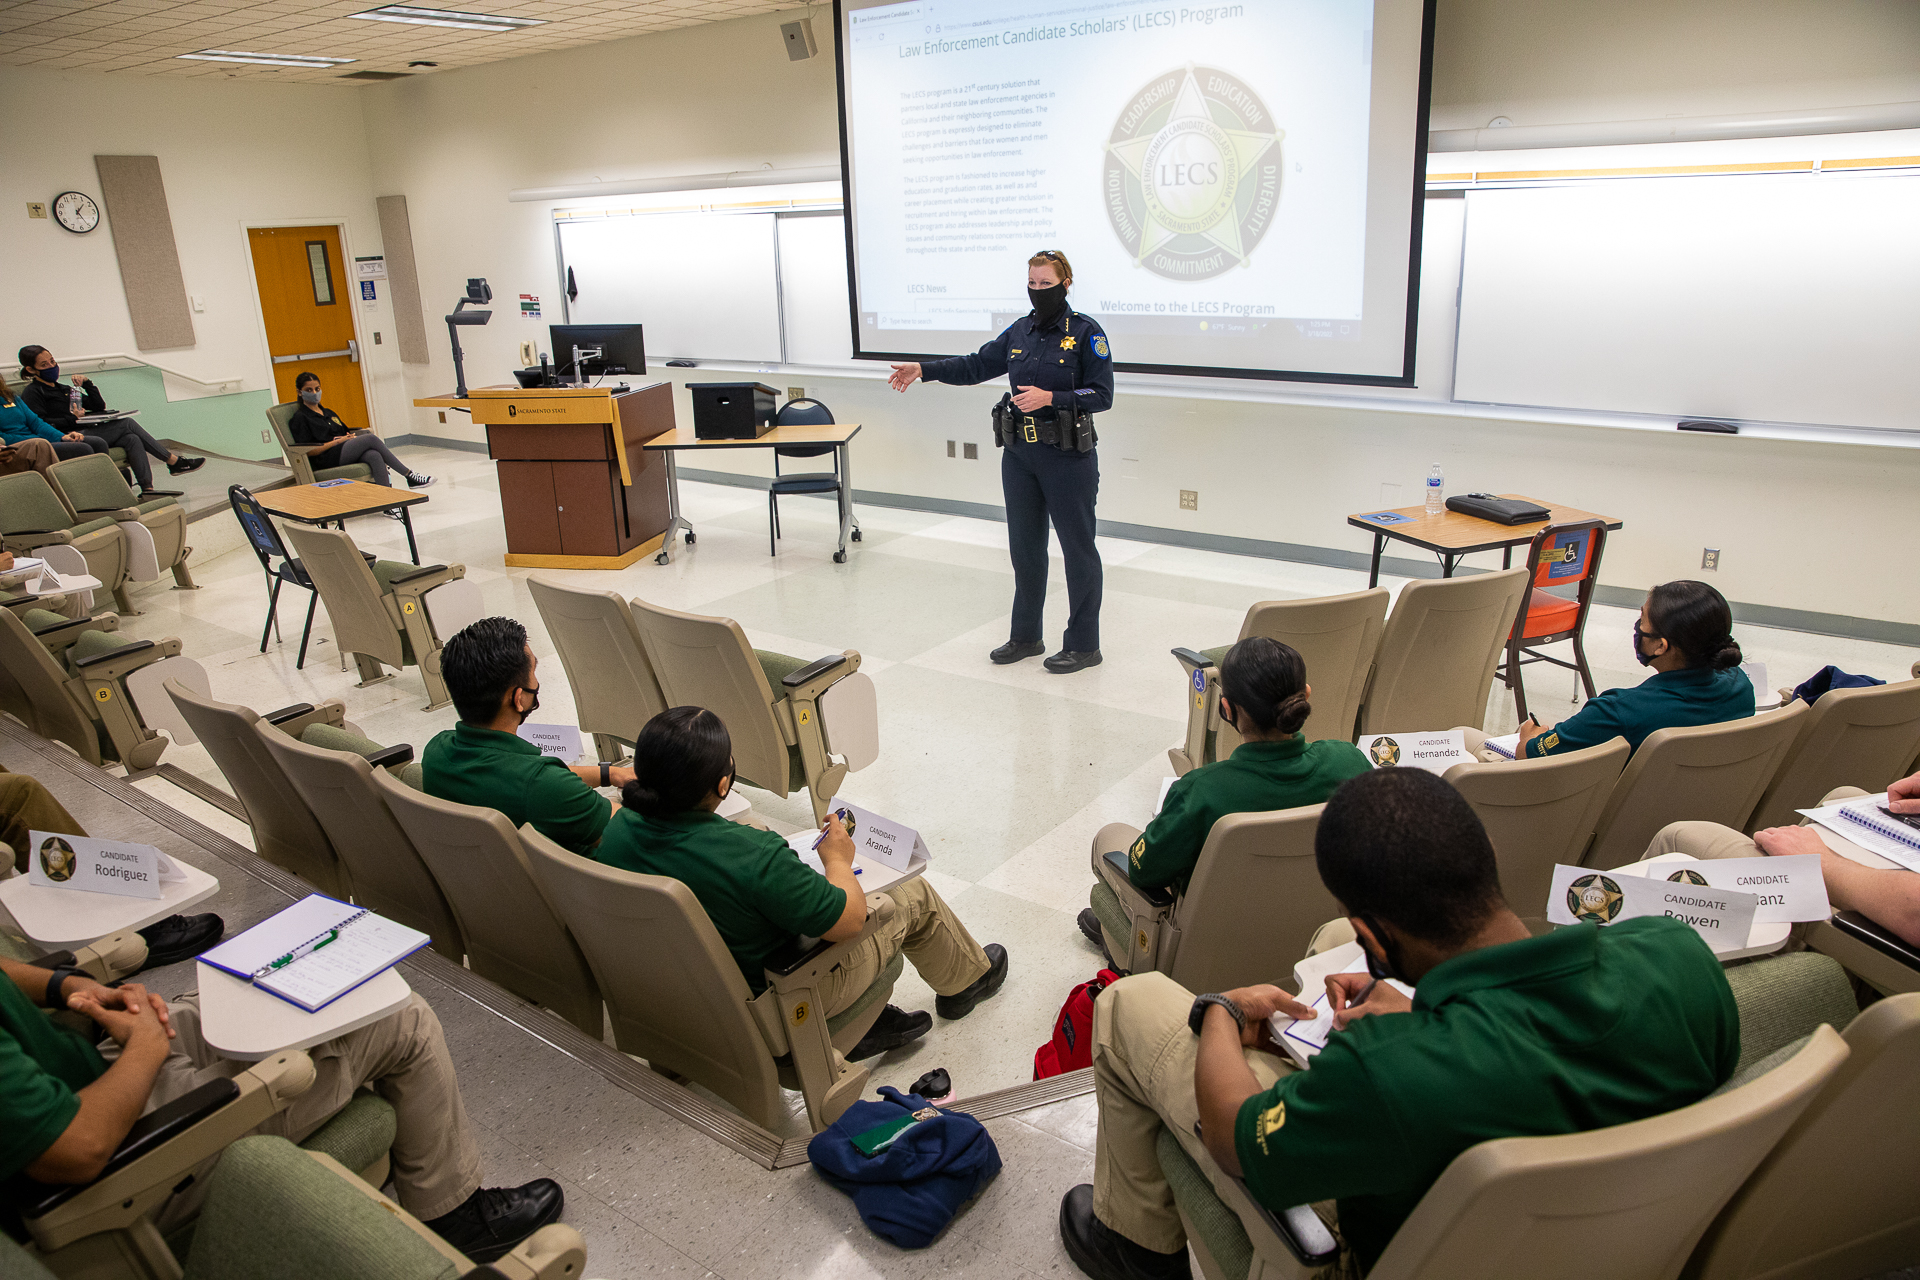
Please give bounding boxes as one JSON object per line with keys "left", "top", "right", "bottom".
{"left": 413, "top": 384, "right": 517, "bottom": 409}
{"left": 256, "top": 480, "right": 427, "bottom": 521}
{"left": 1348, "top": 494, "right": 1622, "bottom": 553}
{"left": 644, "top": 423, "right": 861, "bottom": 450}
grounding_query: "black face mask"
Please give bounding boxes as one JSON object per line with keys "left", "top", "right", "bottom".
{"left": 1028, "top": 283, "right": 1068, "bottom": 324}
{"left": 1357, "top": 913, "right": 1408, "bottom": 985}
{"left": 515, "top": 685, "right": 540, "bottom": 725}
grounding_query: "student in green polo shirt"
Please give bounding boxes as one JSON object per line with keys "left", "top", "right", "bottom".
{"left": 1080, "top": 637, "right": 1372, "bottom": 956}
{"left": 423, "top": 616, "right": 635, "bottom": 854}
{"left": 594, "top": 706, "right": 1008, "bottom": 1061}
{"left": 1060, "top": 768, "right": 1738, "bottom": 1280}
{"left": 1500, "top": 580, "right": 1754, "bottom": 760}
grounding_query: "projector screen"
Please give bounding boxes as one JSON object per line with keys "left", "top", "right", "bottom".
{"left": 835, "top": 0, "right": 1434, "bottom": 385}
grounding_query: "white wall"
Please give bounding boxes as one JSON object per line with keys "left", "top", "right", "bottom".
{"left": 0, "top": 64, "right": 415, "bottom": 446}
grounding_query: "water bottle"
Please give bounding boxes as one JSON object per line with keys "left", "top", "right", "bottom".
{"left": 1424, "top": 463, "right": 1444, "bottom": 515}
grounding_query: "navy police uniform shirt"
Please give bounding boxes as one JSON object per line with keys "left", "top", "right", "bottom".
{"left": 920, "top": 309, "right": 1114, "bottom": 417}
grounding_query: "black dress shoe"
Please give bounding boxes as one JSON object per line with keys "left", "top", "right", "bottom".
{"left": 935, "top": 943, "right": 1008, "bottom": 1020}
{"left": 1046, "top": 649, "right": 1103, "bottom": 674}
{"left": 848, "top": 1004, "right": 933, "bottom": 1060}
{"left": 1060, "top": 1184, "right": 1192, "bottom": 1280}
{"left": 167, "top": 456, "right": 206, "bottom": 475}
{"left": 136, "top": 913, "right": 224, "bottom": 969}
{"left": 991, "top": 640, "right": 1046, "bottom": 664}
{"left": 423, "top": 1179, "right": 565, "bottom": 1264}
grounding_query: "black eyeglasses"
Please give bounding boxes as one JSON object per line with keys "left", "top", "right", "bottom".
{"left": 1034, "top": 249, "right": 1065, "bottom": 260}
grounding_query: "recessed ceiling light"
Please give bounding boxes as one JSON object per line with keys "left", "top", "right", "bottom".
{"left": 178, "top": 49, "right": 357, "bottom": 66}
{"left": 349, "top": 5, "right": 544, "bottom": 31}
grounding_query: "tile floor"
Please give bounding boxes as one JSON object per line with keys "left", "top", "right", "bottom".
{"left": 48, "top": 442, "right": 1919, "bottom": 1277}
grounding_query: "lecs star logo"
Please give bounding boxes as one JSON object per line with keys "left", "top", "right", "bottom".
{"left": 1103, "top": 65, "right": 1282, "bottom": 282}
{"left": 1568, "top": 874, "right": 1626, "bottom": 924}
{"left": 1367, "top": 736, "right": 1401, "bottom": 768}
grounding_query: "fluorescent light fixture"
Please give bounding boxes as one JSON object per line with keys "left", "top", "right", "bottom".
{"left": 178, "top": 49, "right": 357, "bottom": 66}
{"left": 349, "top": 5, "right": 544, "bottom": 31}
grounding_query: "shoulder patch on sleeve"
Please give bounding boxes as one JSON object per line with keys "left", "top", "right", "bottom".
{"left": 1092, "top": 335, "right": 1110, "bottom": 359}
{"left": 1538, "top": 733, "right": 1558, "bottom": 753}
{"left": 1254, "top": 1100, "right": 1286, "bottom": 1153}
{"left": 1129, "top": 836, "right": 1147, "bottom": 867}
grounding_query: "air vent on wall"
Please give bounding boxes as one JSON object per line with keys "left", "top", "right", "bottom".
{"left": 339, "top": 70, "right": 413, "bottom": 79}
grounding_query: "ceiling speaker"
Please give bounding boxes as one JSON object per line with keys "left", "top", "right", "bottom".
{"left": 780, "top": 17, "right": 817, "bottom": 60}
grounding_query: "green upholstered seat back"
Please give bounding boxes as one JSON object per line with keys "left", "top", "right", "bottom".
{"left": 182, "top": 1136, "right": 458, "bottom": 1280}
{"left": 49, "top": 453, "right": 137, "bottom": 515}
{"left": 1724, "top": 949, "right": 1858, "bottom": 1075}
{"left": 0, "top": 473, "right": 78, "bottom": 534}
{"left": 265, "top": 403, "right": 300, "bottom": 448}
{"left": 299, "top": 723, "right": 424, "bottom": 791}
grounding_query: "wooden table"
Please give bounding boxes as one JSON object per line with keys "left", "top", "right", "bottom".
{"left": 643, "top": 423, "right": 863, "bottom": 565}
{"left": 1348, "top": 494, "right": 1622, "bottom": 588}
{"left": 256, "top": 480, "right": 429, "bottom": 565}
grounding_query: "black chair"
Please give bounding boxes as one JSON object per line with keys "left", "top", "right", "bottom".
{"left": 229, "top": 484, "right": 372, "bottom": 669}
{"left": 767, "top": 397, "right": 861, "bottom": 557}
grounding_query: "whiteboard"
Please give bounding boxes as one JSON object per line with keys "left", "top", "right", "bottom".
{"left": 777, "top": 213, "right": 855, "bottom": 365}
{"left": 558, "top": 213, "right": 782, "bottom": 363}
{"left": 1453, "top": 174, "right": 1920, "bottom": 432}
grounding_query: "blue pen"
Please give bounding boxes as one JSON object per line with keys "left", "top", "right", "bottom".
{"left": 810, "top": 809, "right": 861, "bottom": 871}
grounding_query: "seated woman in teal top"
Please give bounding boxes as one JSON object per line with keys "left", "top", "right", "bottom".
{"left": 1519, "top": 580, "right": 1755, "bottom": 758}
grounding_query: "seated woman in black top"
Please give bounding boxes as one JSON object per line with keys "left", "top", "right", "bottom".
{"left": 288, "top": 370, "right": 431, "bottom": 513}
{"left": 16, "top": 345, "right": 203, "bottom": 495}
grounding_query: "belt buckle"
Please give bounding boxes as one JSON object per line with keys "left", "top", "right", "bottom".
{"left": 1023, "top": 422, "right": 1037, "bottom": 444}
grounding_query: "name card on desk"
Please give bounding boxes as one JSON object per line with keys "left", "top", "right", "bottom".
{"left": 1546, "top": 863, "right": 1758, "bottom": 946}
{"left": 27, "top": 831, "right": 185, "bottom": 900}
{"left": 517, "top": 722, "right": 586, "bottom": 764}
{"left": 1658, "top": 854, "right": 1828, "bottom": 923}
{"left": 823, "top": 798, "right": 927, "bottom": 872}
{"left": 1363, "top": 730, "right": 1474, "bottom": 774}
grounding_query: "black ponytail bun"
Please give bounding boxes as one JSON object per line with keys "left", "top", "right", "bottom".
{"left": 1219, "top": 637, "right": 1310, "bottom": 734}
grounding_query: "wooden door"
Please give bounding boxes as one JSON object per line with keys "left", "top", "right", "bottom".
{"left": 248, "top": 226, "right": 371, "bottom": 430}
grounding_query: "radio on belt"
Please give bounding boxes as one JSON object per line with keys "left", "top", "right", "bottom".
{"left": 689, "top": 382, "right": 778, "bottom": 440}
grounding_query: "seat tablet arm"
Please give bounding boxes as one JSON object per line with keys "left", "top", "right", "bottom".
{"left": 5, "top": 529, "right": 67, "bottom": 538}
{"left": 30, "top": 616, "right": 90, "bottom": 637}
{"left": 364, "top": 742, "right": 415, "bottom": 770}
{"left": 27, "top": 949, "right": 80, "bottom": 970}
{"left": 389, "top": 563, "right": 450, "bottom": 584}
{"left": 1103, "top": 849, "right": 1174, "bottom": 907}
{"left": 18, "top": 1080, "right": 241, "bottom": 1219}
{"left": 782, "top": 653, "right": 849, "bottom": 687}
{"left": 1171, "top": 647, "right": 1213, "bottom": 670}
{"left": 79, "top": 507, "right": 141, "bottom": 521}
{"left": 1832, "top": 910, "right": 1920, "bottom": 970}
{"left": 263, "top": 702, "right": 318, "bottom": 725}
{"left": 72, "top": 638, "right": 156, "bottom": 667}
{"left": 765, "top": 893, "right": 893, "bottom": 978}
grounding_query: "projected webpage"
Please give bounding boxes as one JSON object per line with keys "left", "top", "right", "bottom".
{"left": 839, "top": 0, "right": 1429, "bottom": 384}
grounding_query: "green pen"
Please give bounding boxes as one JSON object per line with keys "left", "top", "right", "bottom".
{"left": 250, "top": 928, "right": 339, "bottom": 981}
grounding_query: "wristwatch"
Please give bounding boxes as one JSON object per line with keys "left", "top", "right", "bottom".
{"left": 44, "top": 965, "right": 86, "bottom": 1009}
{"left": 598, "top": 762, "right": 612, "bottom": 788}
{"left": 1189, "top": 993, "right": 1246, "bottom": 1037}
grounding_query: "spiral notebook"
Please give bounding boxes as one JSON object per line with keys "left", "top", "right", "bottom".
{"left": 200, "top": 894, "right": 430, "bottom": 1012}
{"left": 1801, "top": 795, "right": 1920, "bottom": 874}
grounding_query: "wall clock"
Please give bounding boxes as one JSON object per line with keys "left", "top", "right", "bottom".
{"left": 53, "top": 191, "right": 101, "bottom": 234}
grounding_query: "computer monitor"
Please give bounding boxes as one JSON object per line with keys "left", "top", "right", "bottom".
{"left": 547, "top": 324, "right": 645, "bottom": 382}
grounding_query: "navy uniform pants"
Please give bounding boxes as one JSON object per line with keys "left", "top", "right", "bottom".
{"left": 1003, "top": 438, "right": 1102, "bottom": 651}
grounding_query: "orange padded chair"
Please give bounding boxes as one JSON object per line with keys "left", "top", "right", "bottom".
{"left": 1497, "top": 519, "right": 1608, "bottom": 723}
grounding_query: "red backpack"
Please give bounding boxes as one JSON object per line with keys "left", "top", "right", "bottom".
{"left": 1033, "top": 968, "right": 1124, "bottom": 1080}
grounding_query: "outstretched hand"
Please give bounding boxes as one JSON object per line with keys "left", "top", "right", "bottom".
{"left": 887, "top": 363, "right": 922, "bottom": 392}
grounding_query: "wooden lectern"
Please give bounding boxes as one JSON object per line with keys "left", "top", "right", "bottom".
{"left": 467, "top": 384, "right": 675, "bottom": 569}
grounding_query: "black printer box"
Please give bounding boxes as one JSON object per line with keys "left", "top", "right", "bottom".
{"left": 689, "top": 382, "right": 778, "bottom": 439}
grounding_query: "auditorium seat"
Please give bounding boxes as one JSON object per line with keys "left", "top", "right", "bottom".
{"left": 629, "top": 595, "right": 878, "bottom": 824}
{"left": 281, "top": 524, "right": 482, "bottom": 713}
{"left": 1161, "top": 1019, "right": 1846, "bottom": 1280}
{"left": 47, "top": 452, "right": 196, "bottom": 598}
{"left": 1443, "top": 736, "right": 1630, "bottom": 931}
{"left": 1357, "top": 568, "right": 1529, "bottom": 736}
{"left": 1167, "top": 588, "right": 1388, "bottom": 775}
{"left": 528, "top": 574, "right": 668, "bottom": 762}
{"left": 1090, "top": 805, "right": 1334, "bottom": 990}
{"left": 265, "top": 401, "right": 374, "bottom": 488}
{"left": 259, "top": 727, "right": 464, "bottom": 961}
{"left": 1584, "top": 702, "right": 1808, "bottom": 868}
{"left": 520, "top": 824, "right": 900, "bottom": 1132}
{"left": 372, "top": 770, "right": 604, "bottom": 1037}
{"left": 1745, "top": 677, "right": 1920, "bottom": 832}
{"left": 0, "top": 603, "right": 194, "bottom": 771}
{"left": 0, "top": 471, "right": 131, "bottom": 615}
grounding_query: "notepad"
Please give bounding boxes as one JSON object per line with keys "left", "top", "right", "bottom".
{"left": 200, "top": 895, "right": 430, "bottom": 1012}
{"left": 1267, "top": 943, "right": 1414, "bottom": 1070}
{"left": 1483, "top": 732, "right": 1521, "bottom": 759}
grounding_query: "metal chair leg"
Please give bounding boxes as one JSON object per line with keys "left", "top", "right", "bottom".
{"left": 1570, "top": 631, "right": 1598, "bottom": 700}
{"left": 1509, "top": 637, "right": 1531, "bottom": 724}
{"left": 261, "top": 574, "right": 282, "bottom": 653}
{"left": 297, "top": 590, "right": 318, "bottom": 670}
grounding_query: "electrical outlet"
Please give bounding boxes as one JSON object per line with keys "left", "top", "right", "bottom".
{"left": 1180, "top": 489, "right": 1198, "bottom": 511}
{"left": 963, "top": 442, "right": 978, "bottom": 459}
{"left": 946, "top": 440, "right": 955, "bottom": 458}
{"left": 438, "top": 411, "right": 447, "bottom": 423}
{"left": 374, "top": 332, "right": 383, "bottom": 345}
{"left": 786, "top": 386, "right": 805, "bottom": 402}
{"left": 261, "top": 429, "right": 271, "bottom": 443}
{"left": 1702, "top": 548, "right": 1720, "bottom": 571}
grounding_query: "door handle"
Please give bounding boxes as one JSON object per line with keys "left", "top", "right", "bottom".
{"left": 348, "top": 339, "right": 360, "bottom": 364}
{"left": 271, "top": 348, "right": 353, "bottom": 364}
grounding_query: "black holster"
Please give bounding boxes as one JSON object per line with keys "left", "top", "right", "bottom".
{"left": 993, "top": 395, "right": 1096, "bottom": 454}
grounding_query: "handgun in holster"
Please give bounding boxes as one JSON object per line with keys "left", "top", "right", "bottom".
{"left": 991, "top": 396, "right": 1011, "bottom": 449}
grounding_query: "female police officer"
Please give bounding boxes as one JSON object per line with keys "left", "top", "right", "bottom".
{"left": 888, "top": 250, "right": 1114, "bottom": 674}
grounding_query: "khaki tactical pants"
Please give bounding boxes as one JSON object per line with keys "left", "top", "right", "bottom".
{"left": 0, "top": 770, "right": 86, "bottom": 874}
{"left": 818, "top": 877, "right": 991, "bottom": 1015}
{"left": 114, "top": 993, "right": 485, "bottom": 1228}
